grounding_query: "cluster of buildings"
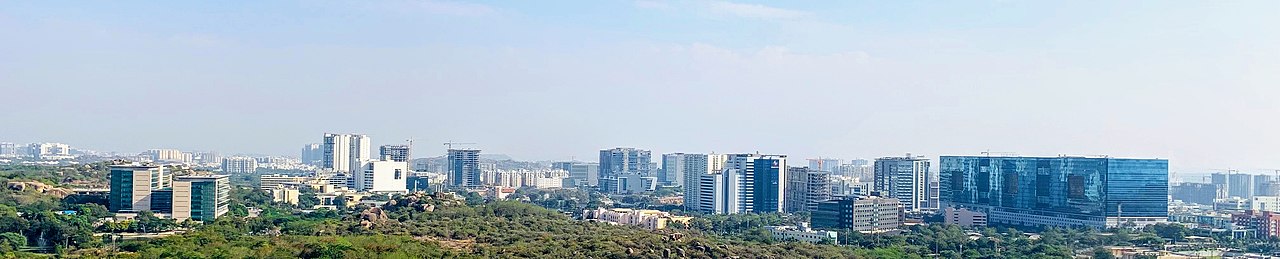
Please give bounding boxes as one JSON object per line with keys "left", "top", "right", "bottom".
{"left": 107, "top": 162, "right": 230, "bottom": 222}
{"left": 1166, "top": 172, "right": 1280, "bottom": 239}
{"left": 576, "top": 149, "right": 1174, "bottom": 234}
{"left": 564, "top": 148, "right": 916, "bottom": 234}
{"left": 1, "top": 142, "right": 76, "bottom": 161}
{"left": 84, "top": 134, "right": 1201, "bottom": 236}
{"left": 581, "top": 207, "right": 692, "bottom": 231}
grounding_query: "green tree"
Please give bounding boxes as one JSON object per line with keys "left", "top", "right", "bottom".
{"left": 0, "top": 232, "right": 25, "bottom": 251}
{"left": 1092, "top": 247, "right": 1116, "bottom": 259}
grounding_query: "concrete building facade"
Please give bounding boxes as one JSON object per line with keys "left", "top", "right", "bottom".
{"left": 784, "top": 166, "right": 832, "bottom": 213}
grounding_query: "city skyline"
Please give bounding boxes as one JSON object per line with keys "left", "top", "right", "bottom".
{"left": 4, "top": 1, "right": 1279, "bottom": 171}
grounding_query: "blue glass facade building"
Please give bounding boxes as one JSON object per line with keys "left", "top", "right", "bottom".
{"left": 751, "top": 157, "right": 783, "bottom": 212}
{"left": 448, "top": 149, "right": 481, "bottom": 187}
{"left": 940, "top": 156, "right": 1168, "bottom": 228}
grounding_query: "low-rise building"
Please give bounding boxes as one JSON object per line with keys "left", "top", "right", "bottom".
{"left": 944, "top": 207, "right": 988, "bottom": 227}
{"left": 812, "top": 195, "right": 903, "bottom": 234}
{"left": 1169, "top": 211, "right": 1234, "bottom": 230}
{"left": 266, "top": 187, "right": 300, "bottom": 205}
{"left": 1252, "top": 196, "right": 1280, "bottom": 213}
{"left": 765, "top": 223, "right": 838, "bottom": 243}
{"left": 1233, "top": 210, "right": 1280, "bottom": 237}
{"left": 1216, "top": 197, "right": 1250, "bottom": 212}
{"left": 489, "top": 186, "right": 517, "bottom": 200}
{"left": 582, "top": 208, "right": 693, "bottom": 231}
{"left": 260, "top": 174, "right": 310, "bottom": 190}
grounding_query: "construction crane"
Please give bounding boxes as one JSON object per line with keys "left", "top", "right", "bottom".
{"left": 443, "top": 141, "right": 476, "bottom": 150}
{"left": 980, "top": 150, "right": 1018, "bottom": 157}
{"left": 405, "top": 137, "right": 414, "bottom": 161}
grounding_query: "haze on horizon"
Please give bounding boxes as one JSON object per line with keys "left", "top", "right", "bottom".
{"left": 2, "top": 1, "right": 1278, "bottom": 173}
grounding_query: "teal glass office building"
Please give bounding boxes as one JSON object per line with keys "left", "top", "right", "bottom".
{"left": 940, "top": 156, "right": 1168, "bottom": 228}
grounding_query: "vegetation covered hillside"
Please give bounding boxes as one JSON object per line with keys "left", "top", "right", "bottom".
{"left": 74, "top": 192, "right": 870, "bottom": 259}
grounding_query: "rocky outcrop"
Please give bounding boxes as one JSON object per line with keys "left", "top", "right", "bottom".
{"left": 7, "top": 181, "right": 72, "bottom": 197}
{"left": 358, "top": 207, "right": 389, "bottom": 229}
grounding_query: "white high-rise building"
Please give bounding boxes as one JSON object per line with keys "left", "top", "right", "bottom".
{"left": 873, "top": 154, "right": 933, "bottom": 213}
{"left": 147, "top": 149, "right": 187, "bottom": 163}
{"left": 359, "top": 159, "right": 409, "bottom": 193}
{"left": 0, "top": 142, "right": 17, "bottom": 158}
{"left": 27, "top": 143, "right": 72, "bottom": 160}
{"left": 221, "top": 157, "right": 258, "bottom": 174}
{"left": 322, "top": 133, "right": 371, "bottom": 174}
{"left": 662, "top": 153, "right": 708, "bottom": 188}
{"left": 689, "top": 153, "right": 787, "bottom": 214}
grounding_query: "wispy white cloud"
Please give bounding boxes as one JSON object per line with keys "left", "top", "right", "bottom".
{"left": 704, "top": 1, "right": 808, "bottom": 20}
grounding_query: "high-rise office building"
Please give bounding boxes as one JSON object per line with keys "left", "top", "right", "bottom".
{"left": 785, "top": 167, "right": 832, "bottom": 213}
{"left": 358, "top": 159, "right": 409, "bottom": 193}
{"left": 220, "top": 157, "right": 257, "bottom": 174}
{"left": 1227, "top": 173, "right": 1255, "bottom": 199}
{"left": 172, "top": 175, "right": 230, "bottom": 222}
{"left": 301, "top": 143, "right": 324, "bottom": 166}
{"left": 108, "top": 163, "right": 167, "bottom": 213}
{"left": 555, "top": 161, "right": 600, "bottom": 187}
{"left": 1257, "top": 175, "right": 1276, "bottom": 197}
{"left": 1171, "top": 183, "right": 1217, "bottom": 205}
{"left": 448, "top": 149, "right": 481, "bottom": 187}
{"left": 0, "top": 142, "right": 17, "bottom": 158}
{"left": 808, "top": 158, "right": 841, "bottom": 173}
{"left": 1212, "top": 173, "right": 1230, "bottom": 199}
{"left": 940, "top": 155, "right": 1169, "bottom": 228}
{"left": 661, "top": 153, "right": 708, "bottom": 188}
{"left": 599, "top": 148, "right": 653, "bottom": 194}
{"left": 811, "top": 196, "right": 902, "bottom": 234}
{"left": 27, "top": 143, "right": 72, "bottom": 160}
{"left": 873, "top": 154, "right": 933, "bottom": 212}
{"left": 379, "top": 145, "right": 411, "bottom": 163}
{"left": 322, "top": 133, "right": 371, "bottom": 174}
{"left": 689, "top": 153, "right": 787, "bottom": 214}
{"left": 193, "top": 151, "right": 221, "bottom": 165}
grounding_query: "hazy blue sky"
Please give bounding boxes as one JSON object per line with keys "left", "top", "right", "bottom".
{"left": 2, "top": 1, "right": 1278, "bottom": 173}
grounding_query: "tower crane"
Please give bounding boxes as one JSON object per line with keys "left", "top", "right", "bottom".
{"left": 443, "top": 141, "right": 477, "bottom": 150}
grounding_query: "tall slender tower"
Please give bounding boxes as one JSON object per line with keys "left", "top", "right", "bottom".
{"left": 874, "top": 154, "right": 933, "bottom": 212}
{"left": 448, "top": 149, "right": 482, "bottom": 187}
{"left": 321, "top": 133, "right": 371, "bottom": 174}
